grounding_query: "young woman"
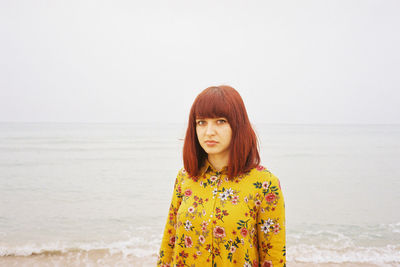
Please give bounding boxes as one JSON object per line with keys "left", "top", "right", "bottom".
{"left": 158, "top": 86, "right": 286, "bottom": 267}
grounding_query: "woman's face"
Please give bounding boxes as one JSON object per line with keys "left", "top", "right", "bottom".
{"left": 195, "top": 117, "right": 232, "bottom": 158}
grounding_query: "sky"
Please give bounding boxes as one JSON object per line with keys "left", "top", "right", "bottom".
{"left": 0, "top": 0, "right": 399, "bottom": 124}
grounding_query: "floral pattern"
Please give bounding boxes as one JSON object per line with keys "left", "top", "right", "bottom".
{"left": 158, "top": 161, "right": 286, "bottom": 266}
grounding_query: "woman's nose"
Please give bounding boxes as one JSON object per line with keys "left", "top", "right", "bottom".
{"left": 205, "top": 123, "right": 216, "bottom": 135}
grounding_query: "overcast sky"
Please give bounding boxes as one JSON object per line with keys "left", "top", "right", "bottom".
{"left": 0, "top": 0, "right": 399, "bottom": 124}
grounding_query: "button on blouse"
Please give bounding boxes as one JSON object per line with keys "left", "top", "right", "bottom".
{"left": 158, "top": 161, "right": 286, "bottom": 267}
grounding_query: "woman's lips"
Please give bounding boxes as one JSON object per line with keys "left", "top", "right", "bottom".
{"left": 205, "top": 140, "right": 218, "bottom": 146}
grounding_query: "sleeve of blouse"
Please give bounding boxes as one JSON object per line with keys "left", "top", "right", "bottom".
{"left": 157, "top": 169, "right": 184, "bottom": 266}
{"left": 257, "top": 173, "right": 286, "bottom": 267}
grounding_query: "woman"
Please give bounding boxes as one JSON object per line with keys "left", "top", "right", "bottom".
{"left": 158, "top": 86, "right": 286, "bottom": 267}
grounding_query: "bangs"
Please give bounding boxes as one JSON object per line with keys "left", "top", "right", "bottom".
{"left": 192, "top": 87, "right": 232, "bottom": 120}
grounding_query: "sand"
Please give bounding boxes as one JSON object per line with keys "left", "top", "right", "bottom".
{"left": 0, "top": 253, "right": 393, "bottom": 267}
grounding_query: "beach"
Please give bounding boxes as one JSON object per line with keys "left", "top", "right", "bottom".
{"left": 0, "top": 254, "right": 392, "bottom": 267}
{"left": 0, "top": 122, "right": 399, "bottom": 266}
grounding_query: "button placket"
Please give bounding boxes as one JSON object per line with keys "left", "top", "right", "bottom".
{"left": 210, "top": 171, "right": 221, "bottom": 266}
{"left": 210, "top": 171, "right": 221, "bottom": 220}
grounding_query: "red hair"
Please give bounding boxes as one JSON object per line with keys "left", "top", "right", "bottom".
{"left": 183, "top": 85, "right": 260, "bottom": 178}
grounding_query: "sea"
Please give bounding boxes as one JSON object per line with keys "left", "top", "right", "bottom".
{"left": 0, "top": 122, "right": 399, "bottom": 266}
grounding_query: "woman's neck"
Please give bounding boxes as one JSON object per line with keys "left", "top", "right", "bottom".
{"left": 208, "top": 154, "right": 229, "bottom": 171}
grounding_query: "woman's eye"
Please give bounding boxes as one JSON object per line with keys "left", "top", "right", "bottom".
{"left": 217, "top": 119, "right": 227, "bottom": 124}
{"left": 197, "top": 120, "right": 206, "bottom": 126}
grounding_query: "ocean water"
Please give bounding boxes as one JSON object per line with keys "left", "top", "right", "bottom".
{"left": 0, "top": 122, "right": 399, "bottom": 266}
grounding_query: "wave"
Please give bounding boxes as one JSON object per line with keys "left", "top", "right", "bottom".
{"left": 387, "top": 222, "right": 400, "bottom": 234}
{"left": 286, "top": 223, "right": 400, "bottom": 264}
{"left": 288, "top": 244, "right": 400, "bottom": 264}
{"left": 1, "top": 239, "right": 399, "bottom": 265}
{"left": 0, "top": 235, "right": 159, "bottom": 258}
{"left": 1, "top": 223, "right": 400, "bottom": 264}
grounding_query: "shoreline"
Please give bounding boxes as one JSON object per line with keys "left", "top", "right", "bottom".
{"left": 0, "top": 254, "right": 394, "bottom": 267}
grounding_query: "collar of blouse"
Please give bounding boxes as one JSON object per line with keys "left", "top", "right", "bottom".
{"left": 199, "top": 159, "right": 228, "bottom": 176}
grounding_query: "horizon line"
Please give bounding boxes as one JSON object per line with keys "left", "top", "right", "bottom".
{"left": 0, "top": 121, "right": 399, "bottom": 126}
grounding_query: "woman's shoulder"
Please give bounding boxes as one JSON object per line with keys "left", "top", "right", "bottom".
{"left": 247, "top": 165, "right": 282, "bottom": 187}
{"left": 175, "top": 167, "right": 192, "bottom": 182}
{"left": 176, "top": 167, "right": 187, "bottom": 176}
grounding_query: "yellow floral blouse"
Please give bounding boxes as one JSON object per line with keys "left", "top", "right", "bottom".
{"left": 158, "top": 160, "right": 286, "bottom": 267}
